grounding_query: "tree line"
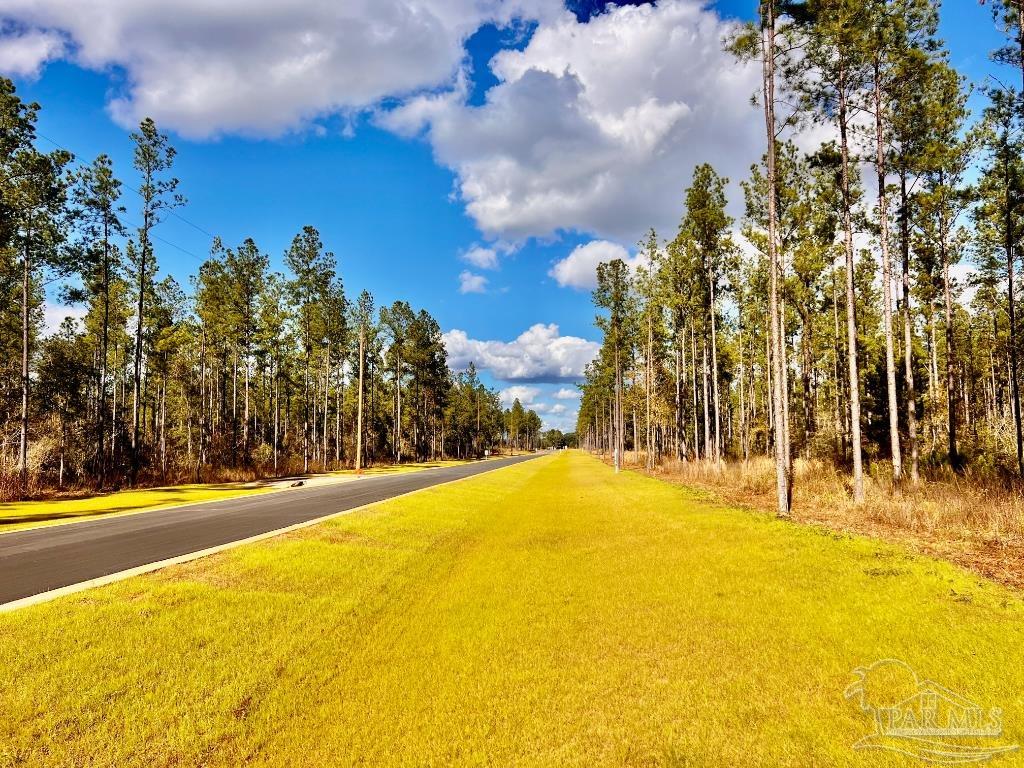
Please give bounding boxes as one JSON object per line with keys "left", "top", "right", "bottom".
{"left": 0, "top": 79, "right": 545, "bottom": 498}
{"left": 578, "top": 0, "right": 1024, "bottom": 514}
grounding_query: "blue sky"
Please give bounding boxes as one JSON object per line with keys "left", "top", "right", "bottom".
{"left": 0, "top": 0, "right": 1012, "bottom": 430}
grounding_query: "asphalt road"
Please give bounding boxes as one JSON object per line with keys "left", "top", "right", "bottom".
{"left": 0, "top": 454, "right": 541, "bottom": 606}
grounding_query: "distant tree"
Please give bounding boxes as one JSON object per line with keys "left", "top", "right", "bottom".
{"left": 975, "top": 85, "right": 1024, "bottom": 474}
{"left": 36, "top": 320, "right": 90, "bottom": 489}
{"left": 72, "top": 153, "right": 125, "bottom": 486}
{"left": 0, "top": 79, "right": 74, "bottom": 497}
{"left": 224, "top": 238, "right": 269, "bottom": 464}
{"left": 786, "top": 0, "right": 874, "bottom": 503}
{"left": 380, "top": 300, "right": 415, "bottom": 462}
{"left": 350, "top": 290, "right": 375, "bottom": 472}
{"left": 594, "top": 259, "right": 634, "bottom": 472}
{"left": 129, "top": 118, "right": 183, "bottom": 484}
{"left": 285, "top": 226, "right": 334, "bottom": 473}
{"left": 679, "top": 164, "right": 734, "bottom": 465}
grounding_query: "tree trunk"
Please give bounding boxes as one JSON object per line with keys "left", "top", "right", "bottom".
{"left": 396, "top": 353, "right": 403, "bottom": 463}
{"left": 839, "top": 65, "right": 865, "bottom": 503}
{"left": 899, "top": 172, "right": 920, "bottom": 484}
{"left": 941, "top": 214, "right": 959, "bottom": 469}
{"left": 1005, "top": 136, "right": 1024, "bottom": 475}
{"left": 19, "top": 239, "right": 31, "bottom": 499}
{"left": 355, "top": 328, "right": 366, "bottom": 472}
{"left": 761, "top": 3, "right": 790, "bottom": 514}
{"left": 273, "top": 357, "right": 279, "bottom": 473}
{"left": 613, "top": 346, "right": 622, "bottom": 472}
{"left": 709, "top": 272, "right": 722, "bottom": 465}
{"left": 701, "top": 335, "right": 710, "bottom": 460}
{"left": 781, "top": 295, "right": 792, "bottom": 486}
{"left": 335, "top": 360, "right": 341, "bottom": 465}
{"left": 691, "top": 324, "right": 700, "bottom": 460}
{"left": 244, "top": 351, "right": 250, "bottom": 464}
{"left": 674, "top": 338, "right": 685, "bottom": 461}
{"left": 646, "top": 312, "right": 654, "bottom": 469}
{"left": 160, "top": 375, "right": 167, "bottom": 482}
{"left": 874, "top": 58, "right": 902, "bottom": 484}
{"left": 131, "top": 233, "right": 147, "bottom": 485}
{"left": 739, "top": 302, "right": 749, "bottom": 462}
{"left": 97, "top": 217, "right": 110, "bottom": 488}
{"left": 303, "top": 347, "right": 310, "bottom": 474}
{"left": 323, "top": 343, "right": 330, "bottom": 468}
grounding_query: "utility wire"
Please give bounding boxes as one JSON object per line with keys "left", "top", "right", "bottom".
{"left": 35, "top": 130, "right": 215, "bottom": 263}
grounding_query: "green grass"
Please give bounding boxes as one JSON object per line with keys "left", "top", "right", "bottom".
{"left": 2, "top": 451, "right": 1023, "bottom": 766}
{"left": 325, "top": 457, "right": 493, "bottom": 477}
{"left": 0, "top": 458, "right": 487, "bottom": 534}
{"left": 0, "top": 481, "right": 275, "bottom": 533}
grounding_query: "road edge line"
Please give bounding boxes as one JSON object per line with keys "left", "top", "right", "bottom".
{"left": 0, "top": 454, "right": 544, "bottom": 614}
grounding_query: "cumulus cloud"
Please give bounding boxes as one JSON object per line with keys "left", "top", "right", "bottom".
{"left": 499, "top": 385, "right": 541, "bottom": 407}
{"left": 443, "top": 322, "right": 599, "bottom": 382}
{"left": 554, "top": 387, "right": 580, "bottom": 399}
{"left": 498, "top": 383, "right": 577, "bottom": 428}
{"left": 458, "top": 270, "right": 489, "bottom": 293}
{"left": 498, "top": 385, "right": 572, "bottom": 416}
{"left": 0, "top": 0, "right": 565, "bottom": 137}
{"left": 461, "top": 245, "right": 499, "bottom": 270}
{"left": 0, "top": 27, "right": 65, "bottom": 77}
{"left": 382, "top": 0, "right": 763, "bottom": 243}
{"left": 42, "top": 301, "right": 87, "bottom": 334}
{"left": 548, "top": 239, "right": 649, "bottom": 290}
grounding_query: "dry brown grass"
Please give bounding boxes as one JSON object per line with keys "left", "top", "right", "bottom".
{"left": 614, "top": 451, "right": 1024, "bottom": 591}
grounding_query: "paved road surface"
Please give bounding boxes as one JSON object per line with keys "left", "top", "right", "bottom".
{"left": 0, "top": 454, "right": 541, "bottom": 606}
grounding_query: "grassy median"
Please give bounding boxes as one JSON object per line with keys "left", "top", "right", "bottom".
{"left": 2, "top": 452, "right": 1023, "bottom": 766}
{"left": 0, "top": 458, "right": 482, "bottom": 534}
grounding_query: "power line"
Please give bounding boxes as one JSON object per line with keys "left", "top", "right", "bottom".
{"left": 35, "top": 131, "right": 215, "bottom": 263}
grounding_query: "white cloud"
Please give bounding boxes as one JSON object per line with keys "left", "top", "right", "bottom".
{"left": 42, "top": 301, "right": 86, "bottom": 334}
{"left": 554, "top": 387, "right": 579, "bottom": 400}
{"left": 0, "top": 0, "right": 565, "bottom": 138}
{"left": 498, "top": 383, "right": 578, "bottom": 428}
{"left": 498, "top": 385, "right": 570, "bottom": 417}
{"left": 458, "top": 269, "right": 488, "bottom": 294}
{"left": 548, "top": 239, "right": 649, "bottom": 290}
{"left": 461, "top": 244, "right": 499, "bottom": 270}
{"left": 443, "top": 322, "right": 599, "bottom": 382}
{"left": 499, "top": 385, "right": 540, "bottom": 407}
{"left": 382, "top": 0, "right": 763, "bottom": 243}
{"left": 0, "top": 27, "right": 65, "bottom": 77}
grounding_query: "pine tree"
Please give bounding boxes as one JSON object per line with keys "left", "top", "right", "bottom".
{"left": 679, "top": 164, "right": 734, "bottom": 465}
{"left": 72, "top": 154, "right": 125, "bottom": 486}
{"left": 789, "top": 0, "right": 874, "bottom": 503}
{"left": 351, "top": 290, "right": 375, "bottom": 472}
{"left": 129, "top": 118, "right": 183, "bottom": 484}
{"left": 380, "top": 300, "right": 415, "bottom": 462}
{"left": 285, "top": 226, "right": 334, "bottom": 473}
{"left": 594, "top": 259, "right": 634, "bottom": 472}
{"left": 0, "top": 79, "right": 74, "bottom": 497}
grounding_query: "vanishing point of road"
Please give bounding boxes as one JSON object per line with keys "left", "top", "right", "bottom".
{"left": 0, "top": 454, "right": 541, "bottom": 608}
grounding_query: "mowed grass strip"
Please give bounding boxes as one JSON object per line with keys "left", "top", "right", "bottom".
{"left": 1, "top": 451, "right": 1023, "bottom": 767}
{"left": 0, "top": 481, "right": 275, "bottom": 533}
{"left": 0, "top": 458, "right": 482, "bottom": 534}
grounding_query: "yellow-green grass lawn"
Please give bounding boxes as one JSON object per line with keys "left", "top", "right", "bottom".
{"left": 2, "top": 451, "right": 1023, "bottom": 766}
{"left": 326, "top": 457, "right": 492, "bottom": 477}
{"left": 0, "top": 481, "right": 275, "bottom": 533}
{"left": 0, "top": 458, "right": 486, "bottom": 534}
